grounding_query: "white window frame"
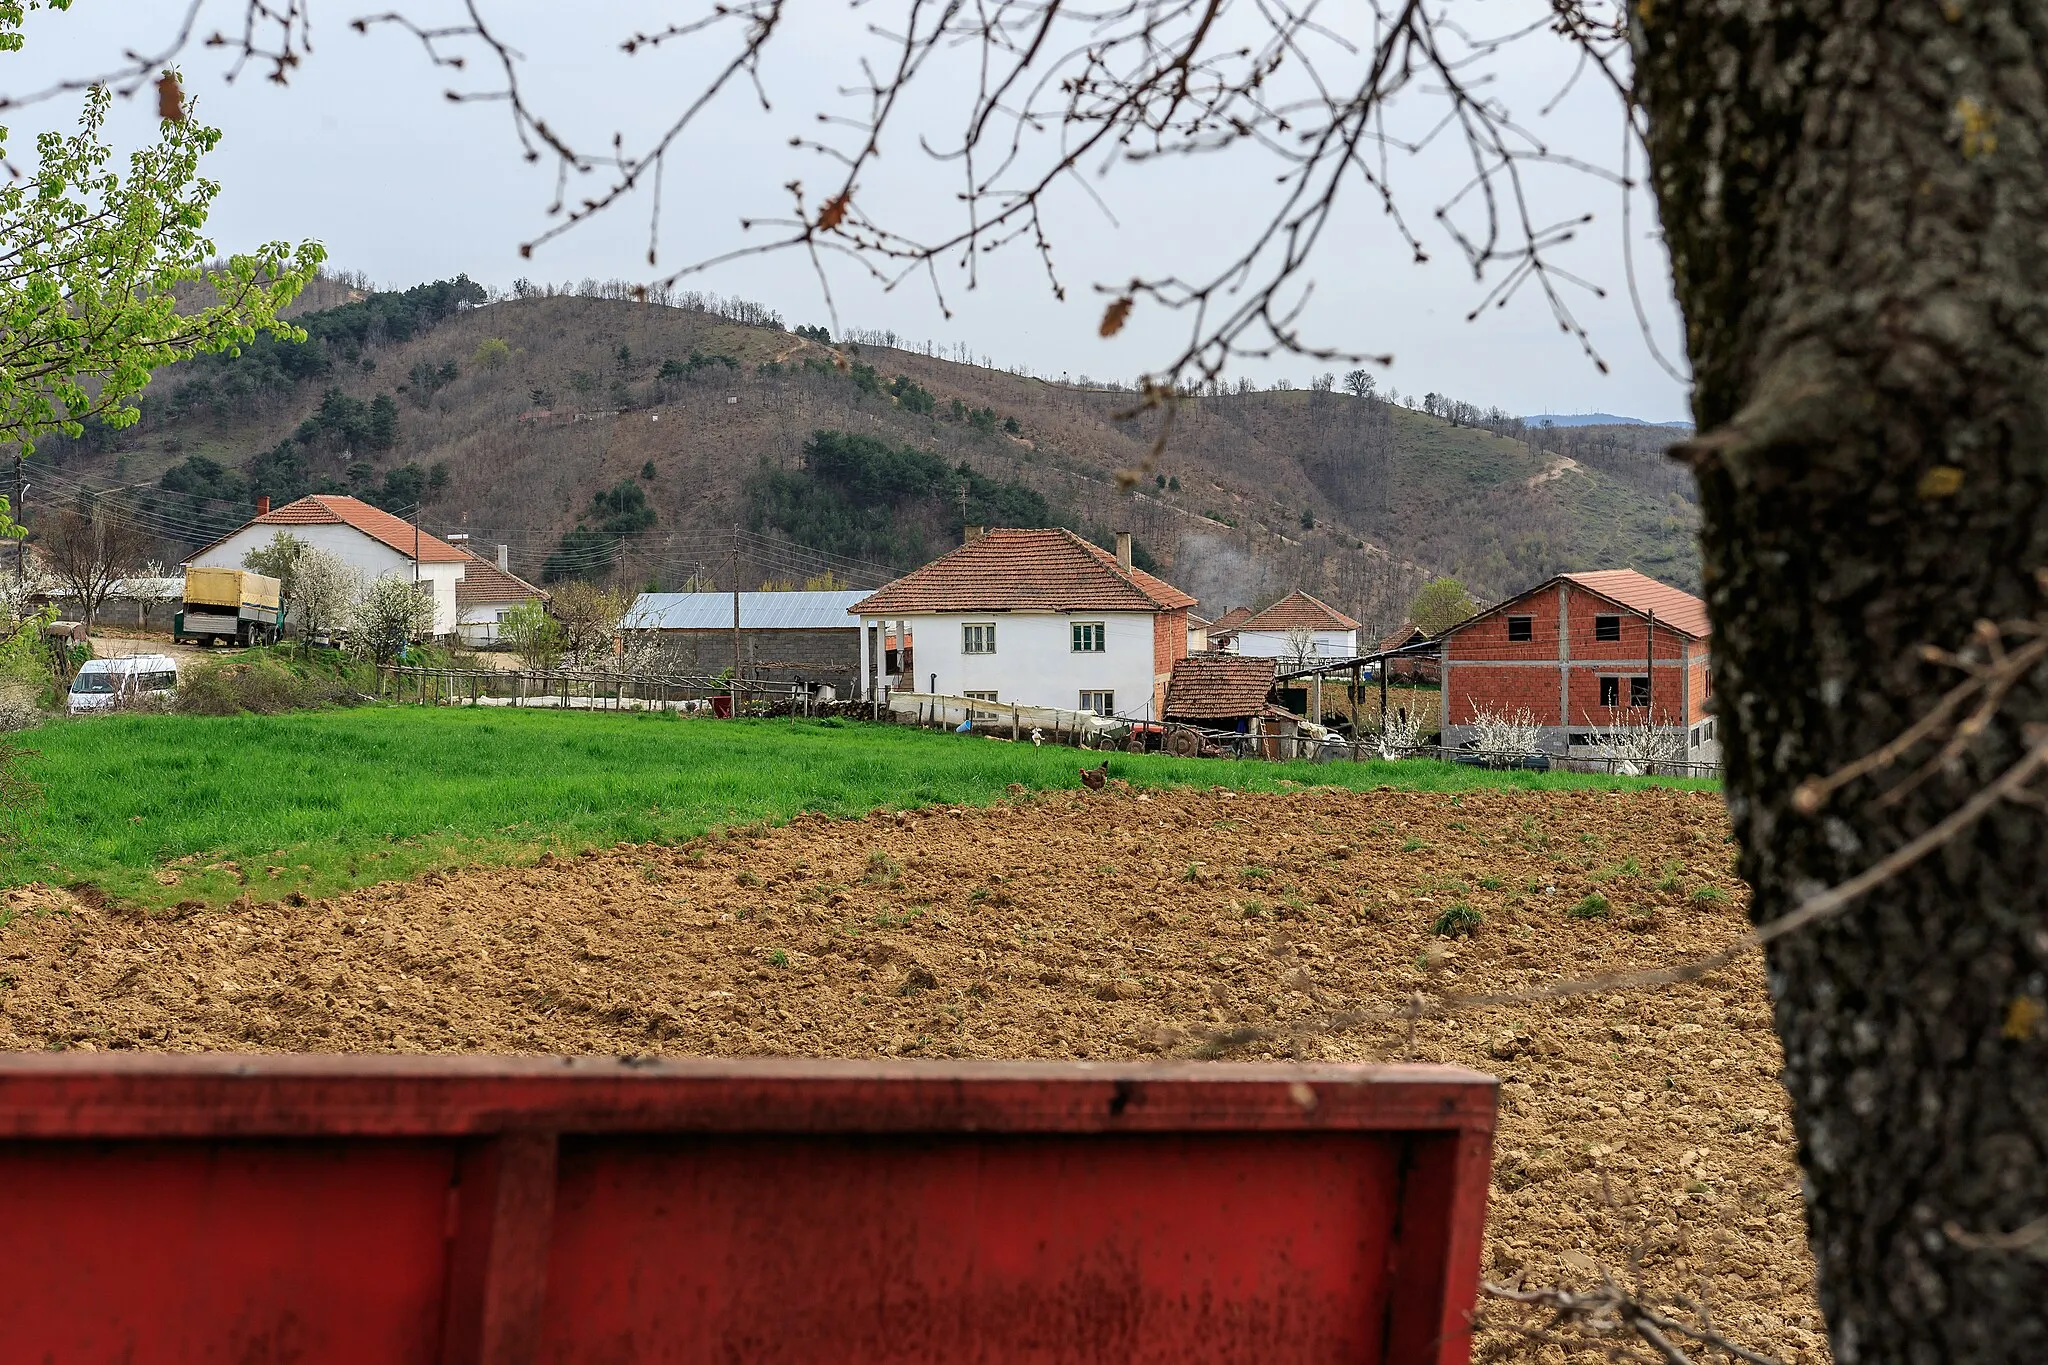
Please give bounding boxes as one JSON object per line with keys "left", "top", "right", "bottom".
{"left": 962, "top": 622, "right": 997, "bottom": 655}
{"left": 963, "top": 689, "right": 999, "bottom": 721}
{"left": 1071, "top": 621, "right": 1106, "bottom": 653}
{"left": 1078, "top": 689, "right": 1115, "bottom": 716}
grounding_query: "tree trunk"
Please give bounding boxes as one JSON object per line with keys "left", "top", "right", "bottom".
{"left": 1634, "top": 2, "right": 2048, "bottom": 1358}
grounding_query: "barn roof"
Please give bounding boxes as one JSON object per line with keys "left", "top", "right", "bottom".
{"left": 623, "top": 591, "right": 868, "bottom": 631}
{"left": 1163, "top": 655, "right": 1278, "bottom": 721}
{"left": 849, "top": 528, "right": 1196, "bottom": 615}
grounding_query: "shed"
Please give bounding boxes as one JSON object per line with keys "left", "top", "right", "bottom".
{"left": 621, "top": 590, "right": 869, "bottom": 690}
{"left": 1164, "top": 655, "right": 1279, "bottom": 729}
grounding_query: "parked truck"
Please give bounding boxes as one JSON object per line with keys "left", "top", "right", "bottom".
{"left": 175, "top": 566, "right": 283, "bottom": 646}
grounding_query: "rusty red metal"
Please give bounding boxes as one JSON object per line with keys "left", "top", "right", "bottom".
{"left": 0, "top": 1056, "right": 1495, "bottom": 1364}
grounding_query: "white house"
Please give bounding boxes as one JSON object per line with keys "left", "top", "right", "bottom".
{"left": 849, "top": 527, "right": 1196, "bottom": 719}
{"left": 1229, "top": 590, "right": 1362, "bottom": 663}
{"left": 186, "top": 494, "right": 475, "bottom": 637}
{"left": 454, "top": 546, "right": 547, "bottom": 646}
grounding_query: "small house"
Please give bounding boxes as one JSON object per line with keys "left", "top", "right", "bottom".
{"left": 1375, "top": 621, "right": 1440, "bottom": 684}
{"left": 454, "top": 547, "right": 547, "bottom": 646}
{"left": 1230, "top": 590, "right": 1361, "bottom": 663}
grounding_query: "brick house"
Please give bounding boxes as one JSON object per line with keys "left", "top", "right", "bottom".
{"left": 849, "top": 528, "right": 1195, "bottom": 718}
{"left": 1437, "top": 569, "right": 1718, "bottom": 764}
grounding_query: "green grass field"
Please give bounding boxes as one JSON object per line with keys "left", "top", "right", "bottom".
{"left": 1, "top": 708, "right": 1715, "bottom": 908}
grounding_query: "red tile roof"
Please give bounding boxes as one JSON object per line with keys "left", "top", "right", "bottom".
{"left": 1378, "top": 621, "right": 1429, "bottom": 653}
{"left": 1438, "top": 569, "right": 1711, "bottom": 642}
{"left": 230, "top": 495, "right": 473, "bottom": 563}
{"left": 1236, "top": 590, "right": 1361, "bottom": 634}
{"left": 1163, "top": 655, "right": 1277, "bottom": 721}
{"left": 454, "top": 550, "right": 546, "bottom": 608}
{"left": 849, "top": 528, "right": 1197, "bottom": 615}
{"left": 1561, "top": 570, "right": 1710, "bottom": 638}
{"left": 1209, "top": 606, "right": 1254, "bottom": 633}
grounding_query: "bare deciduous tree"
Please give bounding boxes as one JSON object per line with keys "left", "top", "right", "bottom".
{"left": 40, "top": 507, "right": 156, "bottom": 635}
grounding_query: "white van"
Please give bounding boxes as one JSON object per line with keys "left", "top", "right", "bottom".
{"left": 67, "top": 655, "right": 179, "bottom": 715}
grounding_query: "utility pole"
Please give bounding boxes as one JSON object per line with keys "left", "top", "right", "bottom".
{"left": 730, "top": 530, "right": 742, "bottom": 718}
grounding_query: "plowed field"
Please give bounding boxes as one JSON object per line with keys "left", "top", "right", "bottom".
{"left": 0, "top": 784, "right": 1825, "bottom": 1362}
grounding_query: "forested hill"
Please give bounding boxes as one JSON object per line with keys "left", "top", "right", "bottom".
{"left": 29, "top": 276, "right": 1698, "bottom": 630}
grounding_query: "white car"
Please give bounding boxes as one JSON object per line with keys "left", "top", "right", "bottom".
{"left": 67, "top": 655, "right": 179, "bottom": 715}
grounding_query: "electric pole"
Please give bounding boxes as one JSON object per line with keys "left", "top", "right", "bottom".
{"left": 730, "top": 530, "right": 742, "bottom": 718}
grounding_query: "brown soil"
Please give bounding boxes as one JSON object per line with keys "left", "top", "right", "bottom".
{"left": 0, "top": 786, "right": 1825, "bottom": 1362}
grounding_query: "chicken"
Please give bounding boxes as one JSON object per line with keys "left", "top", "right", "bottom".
{"left": 1079, "top": 761, "right": 1110, "bottom": 791}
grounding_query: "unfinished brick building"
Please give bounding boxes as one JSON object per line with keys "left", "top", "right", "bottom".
{"left": 1437, "top": 569, "right": 1718, "bottom": 765}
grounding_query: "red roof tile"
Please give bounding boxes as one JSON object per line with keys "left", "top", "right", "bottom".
{"left": 234, "top": 495, "right": 473, "bottom": 563}
{"left": 454, "top": 549, "right": 546, "bottom": 608}
{"left": 1560, "top": 570, "right": 1710, "bottom": 638}
{"left": 1163, "top": 655, "right": 1277, "bottom": 721}
{"left": 849, "top": 528, "right": 1197, "bottom": 615}
{"left": 1236, "top": 590, "right": 1361, "bottom": 633}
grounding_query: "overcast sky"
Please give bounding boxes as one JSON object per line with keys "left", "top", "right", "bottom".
{"left": 13, "top": 1, "right": 1692, "bottom": 421}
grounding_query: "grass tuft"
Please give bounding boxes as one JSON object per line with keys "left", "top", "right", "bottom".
{"left": 1431, "top": 902, "right": 1483, "bottom": 937}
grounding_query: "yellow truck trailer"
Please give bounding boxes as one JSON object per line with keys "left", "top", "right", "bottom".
{"left": 175, "top": 567, "right": 284, "bottom": 646}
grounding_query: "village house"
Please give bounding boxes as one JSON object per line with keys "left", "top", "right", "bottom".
{"left": 849, "top": 527, "right": 1195, "bottom": 718}
{"left": 452, "top": 545, "right": 548, "bottom": 647}
{"left": 1227, "top": 590, "right": 1362, "bottom": 662}
{"left": 187, "top": 494, "right": 517, "bottom": 640}
{"left": 1205, "top": 606, "right": 1254, "bottom": 652}
{"left": 1436, "top": 568, "right": 1716, "bottom": 764}
{"left": 620, "top": 589, "right": 869, "bottom": 694}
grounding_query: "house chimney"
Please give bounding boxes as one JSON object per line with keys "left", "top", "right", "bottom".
{"left": 256, "top": 495, "right": 270, "bottom": 517}
{"left": 964, "top": 524, "right": 985, "bottom": 543}
{"left": 1115, "top": 530, "right": 1133, "bottom": 574}
{"left": 496, "top": 543, "right": 510, "bottom": 572}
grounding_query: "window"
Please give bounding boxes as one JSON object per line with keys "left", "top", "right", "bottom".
{"left": 1506, "top": 615, "right": 1533, "bottom": 642}
{"left": 1072, "top": 622, "right": 1106, "bottom": 652}
{"left": 1079, "top": 690, "right": 1115, "bottom": 715}
{"left": 1629, "top": 676, "right": 1651, "bottom": 708}
{"left": 962, "top": 623, "right": 997, "bottom": 654}
{"left": 1594, "top": 615, "right": 1622, "bottom": 642}
{"left": 964, "top": 689, "right": 999, "bottom": 721}
{"left": 1599, "top": 676, "right": 1620, "bottom": 707}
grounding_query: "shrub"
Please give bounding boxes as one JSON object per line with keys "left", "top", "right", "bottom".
{"left": 1570, "top": 892, "right": 1611, "bottom": 919}
{"left": 175, "top": 658, "right": 362, "bottom": 716}
{"left": 1432, "top": 902, "right": 1483, "bottom": 937}
{"left": 1692, "top": 885, "right": 1729, "bottom": 904}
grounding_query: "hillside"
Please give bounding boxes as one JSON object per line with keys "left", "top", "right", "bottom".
{"left": 27, "top": 278, "right": 1700, "bottom": 628}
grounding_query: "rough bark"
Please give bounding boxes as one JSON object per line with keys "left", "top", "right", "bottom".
{"left": 1632, "top": 0, "right": 2048, "bottom": 1358}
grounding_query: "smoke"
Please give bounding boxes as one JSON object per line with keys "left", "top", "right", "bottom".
{"left": 1173, "top": 530, "right": 1278, "bottom": 615}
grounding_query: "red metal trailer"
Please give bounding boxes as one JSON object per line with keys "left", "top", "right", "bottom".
{"left": 0, "top": 1055, "right": 1495, "bottom": 1364}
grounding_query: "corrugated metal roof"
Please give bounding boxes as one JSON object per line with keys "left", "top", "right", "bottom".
{"left": 622, "top": 591, "right": 868, "bottom": 631}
